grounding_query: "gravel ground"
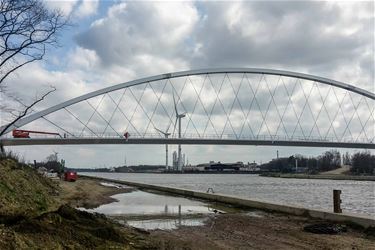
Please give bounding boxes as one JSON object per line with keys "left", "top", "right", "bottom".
{"left": 149, "top": 213, "right": 375, "bottom": 250}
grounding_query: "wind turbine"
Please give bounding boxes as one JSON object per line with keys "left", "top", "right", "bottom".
{"left": 172, "top": 90, "right": 186, "bottom": 171}
{"left": 154, "top": 126, "right": 171, "bottom": 171}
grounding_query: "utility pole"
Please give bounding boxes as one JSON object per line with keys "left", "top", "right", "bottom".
{"left": 177, "top": 115, "right": 186, "bottom": 171}
{"left": 178, "top": 115, "right": 182, "bottom": 171}
{"left": 166, "top": 144, "right": 168, "bottom": 170}
{"left": 295, "top": 158, "right": 298, "bottom": 173}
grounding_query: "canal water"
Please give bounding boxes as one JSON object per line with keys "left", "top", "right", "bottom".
{"left": 81, "top": 173, "right": 375, "bottom": 217}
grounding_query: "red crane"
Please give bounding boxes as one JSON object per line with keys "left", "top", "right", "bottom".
{"left": 12, "top": 129, "right": 61, "bottom": 138}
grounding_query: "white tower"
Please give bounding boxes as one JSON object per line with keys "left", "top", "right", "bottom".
{"left": 172, "top": 151, "right": 178, "bottom": 170}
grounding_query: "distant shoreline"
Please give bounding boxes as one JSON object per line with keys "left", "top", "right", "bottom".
{"left": 78, "top": 170, "right": 265, "bottom": 174}
{"left": 78, "top": 171, "right": 375, "bottom": 180}
{"left": 260, "top": 173, "right": 375, "bottom": 181}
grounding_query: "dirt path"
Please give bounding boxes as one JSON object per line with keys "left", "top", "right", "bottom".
{"left": 320, "top": 165, "right": 351, "bottom": 175}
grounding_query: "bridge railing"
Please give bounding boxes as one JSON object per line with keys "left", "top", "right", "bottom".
{"left": 3, "top": 132, "right": 373, "bottom": 144}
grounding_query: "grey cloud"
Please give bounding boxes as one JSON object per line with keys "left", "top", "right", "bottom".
{"left": 75, "top": 2, "right": 197, "bottom": 70}
{"left": 193, "top": 2, "right": 370, "bottom": 68}
{"left": 189, "top": 1, "right": 374, "bottom": 96}
{"left": 75, "top": 1, "right": 373, "bottom": 90}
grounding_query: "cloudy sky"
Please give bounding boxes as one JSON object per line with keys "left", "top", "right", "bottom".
{"left": 1, "top": 0, "right": 374, "bottom": 168}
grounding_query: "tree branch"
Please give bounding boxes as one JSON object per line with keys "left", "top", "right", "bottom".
{"left": 0, "top": 86, "right": 56, "bottom": 136}
{"left": 0, "top": 0, "right": 68, "bottom": 86}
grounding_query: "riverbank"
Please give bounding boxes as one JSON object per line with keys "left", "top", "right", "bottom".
{"left": 74, "top": 176, "right": 375, "bottom": 249}
{"left": 1, "top": 159, "right": 374, "bottom": 249}
{"left": 260, "top": 173, "right": 375, "bottom": 181}
{"left": 0, "top": 159, "right": 155, "bottom": 249}
{"left": 58, "top": 176, "right": 135, "bottom": 208}
{"left": 82, "top": 175, "right": 375, "bottom": 228}
{"left": 150, "top": 213, "right": 375, "bottom": 249}
{"left": 0, "top": 205, "right": 154, "bottom": 249}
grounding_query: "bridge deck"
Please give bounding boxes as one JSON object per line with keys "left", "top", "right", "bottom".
{"left": 1, "top": 138, "right": 373, "bottom": 149}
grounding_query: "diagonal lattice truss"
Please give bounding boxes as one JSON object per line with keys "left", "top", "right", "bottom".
{"left": 3, "top": 71, "right": 375, "bottom": 144}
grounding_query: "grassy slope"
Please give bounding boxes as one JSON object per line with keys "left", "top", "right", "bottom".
{"left": 0, "top": 159, "right": 59, "bottom": 221}
{"left": 0, "top": 159, "right": 154, "bottom": 249}
{"left": 0, "top": 205, "right": 154, "bottom": 249}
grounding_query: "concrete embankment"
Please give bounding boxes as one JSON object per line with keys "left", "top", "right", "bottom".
{"left": 83, "top": 175, "right": 375, "bottom": 229}
{"left": 261, "top": 173, "right": 375, "bottom": 181}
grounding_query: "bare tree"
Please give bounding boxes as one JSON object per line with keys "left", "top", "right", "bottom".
{"left": 46, "top": 151, "right": 58, "bottom": 162}
{"left": 0, "top": 0, "right": 67, "bottom": 86}
{"left": 0, "top": 0, "right": 67, "bottom": 146}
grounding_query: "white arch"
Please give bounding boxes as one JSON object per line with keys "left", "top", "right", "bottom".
{"left": 1, "top": 68, "right": 374, "bottom": 135}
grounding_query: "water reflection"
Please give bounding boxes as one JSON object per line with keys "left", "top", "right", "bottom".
{"left": 82, "top": 190, "right": 220, "bottom": 230}
{"left": 84, "top": 190, "right": 213, "bottom": 215}
{"left": 122, "top": 217, "right": 207, "bottom": 230}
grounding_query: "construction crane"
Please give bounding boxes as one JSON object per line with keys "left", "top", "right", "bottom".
{"left": 12, "top": 129, "right": 61, "bottom": 138}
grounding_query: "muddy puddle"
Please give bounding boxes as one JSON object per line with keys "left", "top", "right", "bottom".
{"left": 82, "top": 185, "right": 266, "bottom": 230}
{"left": 85, "top": 190, "right": 217, "bottom": 215}
{"left": 119, "top": 217, "right": 208, "bottom": 230}
{"left": 82, "top": 189, "right": 222, "bottom": 230}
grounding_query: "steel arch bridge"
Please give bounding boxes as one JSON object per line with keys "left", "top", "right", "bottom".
{"left": 0, "top": 68, "right": 374, "bottom": 149}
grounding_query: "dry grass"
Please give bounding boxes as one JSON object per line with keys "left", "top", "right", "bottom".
{"left": 0, "top": 159, "right": 59, "bottom": 222}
